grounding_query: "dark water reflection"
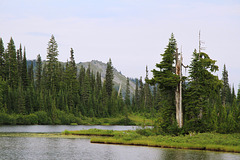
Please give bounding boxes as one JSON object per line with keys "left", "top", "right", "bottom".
{"left": 0, "top": 137, "right": 239, "bottom": 160}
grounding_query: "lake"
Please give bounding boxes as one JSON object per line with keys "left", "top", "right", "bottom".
{"left": 0, "top": 125, "right": 239, "bottom": 160}
{"left": 0, "top": 125, "right": 139, "bottom": 133}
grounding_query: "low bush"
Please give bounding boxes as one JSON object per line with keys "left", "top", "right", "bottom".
{"left": 0, "top": 113, "right": 16, "bottom": 125}
{"left": 110, "top": 116, "right": 136, "bottom": 125}
{"left": 136, "top": 128, "right": 156, "bottom": 137}
{"left": 24, "top": 114, "right": 38, "bottom": 125}
{"left": 35, "top": 111, "right": 48, "bottom": 124}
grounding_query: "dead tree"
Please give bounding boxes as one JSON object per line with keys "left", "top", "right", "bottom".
{"left": 175, "top": 48, "right": 183, "bottom": 128}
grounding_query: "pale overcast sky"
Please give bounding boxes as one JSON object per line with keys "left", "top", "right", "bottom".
{"left": 0, "top": 0, "right": 240, "bottom": 90}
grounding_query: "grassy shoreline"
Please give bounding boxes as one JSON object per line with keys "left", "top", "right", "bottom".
{"left": 62, "top": 129, "right": 240, "bottom": 153}
{"left": 2, "top": 129, "right": 240, "bottom": 153}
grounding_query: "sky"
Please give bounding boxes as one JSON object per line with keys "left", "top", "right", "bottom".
{"left": 0, "top": 0, "right": 240, "bottom": 90}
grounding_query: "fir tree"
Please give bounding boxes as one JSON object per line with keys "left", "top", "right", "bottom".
{"left": 144, "top": 66, "right": 152, "bottom": 113}
{"left": 105, "top": 58, "right": 114, "bottom": 98}
{"left": 7, "top": 37, "right": 18, "bottom": 88}
{"left": 134, "top": 78, "right": 139, "bottom": 112}
{"left": 147, "top": 33, "right": 179, "bottom": 130}
{"left": 0, "top": 38, "right": 5, "bottom": 79}
{"left": 46, "top": 35, "right": 59, "bottom": 91}
{"left": 125, "top": 77, "right": 131, "bottom": 108}
{"left": 28, "top": 61, "right": 34, "bottom": 86}
{"left": 139, "top": 76, "right": 144, "bottom": 112}
{"left": 22, "top": 48, "right": 28, "bottom": 90}
{"left": 184, "top": 50, "right": 222, "bottom": 132}
{"left": 221, "top": 64, "right": 231, "bottom": 106}
{"left": 36, "top": 54, "right": 42, "bottom": 90}
{"left": 237, "top": 85, "right": 240, "bottom": 105}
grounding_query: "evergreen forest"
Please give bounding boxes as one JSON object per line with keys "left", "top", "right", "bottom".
{"left": 0, "top": 34, "right": 239, "bottom": 134}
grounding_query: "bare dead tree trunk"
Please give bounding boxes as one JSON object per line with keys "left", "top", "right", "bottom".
{"left": 175, "top": 49, "right": 183, "bottom": 128}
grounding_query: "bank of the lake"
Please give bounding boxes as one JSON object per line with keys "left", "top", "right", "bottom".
{"left": 62, "top": 129, "right": 240, "bottom": 153}
{"left": 0, "top": 113, "right": 153, "bottom": 126}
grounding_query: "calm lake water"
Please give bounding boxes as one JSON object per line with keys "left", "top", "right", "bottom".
{"left": 0, "top": 125, "right": 139, "bottom": 133}
{"left": 0, "top": 125, "right": 240, "bottom": 160}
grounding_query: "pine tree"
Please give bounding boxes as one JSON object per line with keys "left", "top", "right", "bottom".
{"left": 0, "top": 78, "right": 6, "bottom": 112}
{"left": 7, "top": 37, "right": 18, "bottom": 88}
{"left": 134, "top": 78, "right": 139, "bottom": 112}
{"left": 65, "top": 48, "right": 78, "bottom": 114}
{"left": 144, "top": 66, "right": 152, "bottom": 113}
{"left": 229, "top": 86, "right": 236, "bottom": 107}
{"left": 0, "top": 38, "right": 5, "bottom": 79}
{"left": 16, "top": 44, "right": 23, "bottom": 81}
{"left": 17, "top": 84, "right": 25, "bottom": 114}
{"left": 184, "top": 50, "right": 222, "bottom": 132}
{"left": 96, "top": 72, "right": 102, "bottom": 95}
{"left": 28, "top": 61, "right": 34, "bottom": 86}
{"left": 221, "top": 64, "right": 231, "bottom": 106}
{"left": 147, "top": 33, "right": 179, "bottom": 130}
{"left": 139, "top": 76, "right": 144, "bottom": 112}
{"left": 22, "top": 48, "right": 28, "bottom": 90}
{"left": 237, "top": 85, "right": 240, "bottom": 105}
{"left": 35, "top": 54, "right": 42, "bottom": 90}
{"left": 105, "top": 58, "right": 114, "bottom": 98}
{"left": 125, "top": 77, "right": 131, "bottom": 108}
{"left": 46, "top": 35, "right": 59, "bottom": 91}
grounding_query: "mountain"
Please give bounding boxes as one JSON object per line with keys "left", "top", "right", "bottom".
{"left": 78, "top": 60, "right": 136, "bottom": 96}
{"left": 27, "top": 60, "right": 136, "bottom": 96}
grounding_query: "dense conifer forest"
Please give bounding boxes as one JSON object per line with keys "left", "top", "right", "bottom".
{"left": 0, "top": 34, "right": 239, "bottom": 134}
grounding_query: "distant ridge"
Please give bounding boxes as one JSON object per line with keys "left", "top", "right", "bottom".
{"left": 78, "top": 60, "right": 136, "bottom": 96}
{"left": 27, "top": 59, "right": 136, "bottom": 96}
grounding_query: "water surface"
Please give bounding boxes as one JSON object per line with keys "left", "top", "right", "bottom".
{"left": 0, "top": 125, "right": 138, "bottom": 133}
{"left": 1, "top": 125, "right": 239, "bottom": 160}
{"left": 0, "top": 136, "right": 239, "bottom": 160}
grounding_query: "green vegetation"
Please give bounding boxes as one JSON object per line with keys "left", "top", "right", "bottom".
{"left": 62, "top": 129, "right": 240, "bottom": 153}
{"left": 0, "top": 132, "right": 89, "bottom": 139}
{"left": 0, "top": 34, "right": 240, "bottom": 135}
{"left": 0, "top": 36, "right": 155, "bottom": 125}
{"left": 0, "top": 111, "right": 152, "bottom": 125}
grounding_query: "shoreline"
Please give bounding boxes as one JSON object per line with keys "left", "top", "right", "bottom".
{"left": 1, "top": 130, "right": 240, "bottom": 154}
{"left": 90, "top": 138, "right": 240, "bottom": 153}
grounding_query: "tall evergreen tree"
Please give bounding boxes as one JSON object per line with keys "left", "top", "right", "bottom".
{"left": 148, "top": 33, "right": 179, "bottom": 130}
{"left": 125, "top": 77, "right": 131, "bottom": 108}
{"left": 221, "top": 64, "right": 231, "bottom": 106}
{"left": 7, "top": 37, "right": 18, "bottom": 88}
{"left": 105, "top": 58, "right": 114, "bottom": 98}
{"left": 139, "top": 76, "right": 144, "bottom": 112}
{"left": 134, "top": 78, "right": 139, "bottom": 112}
{"left": 28, "top": 62, "right": 34, "bottom": 86}
{"left": 237, "top": 85, "right": 240, "bottom": 105}
{"left": 144, "top": 66, "right": 152, "bottom": 113}
{"left": 22, "top": 47, "right": 28, "bottom": 90}
{"left": 0, "top": 38, "right": 5, "bottom": 79}
{"left": 184, "top": 50, "right": 222, "bottom": 132}
{"left": 16, "top": 44, "right": 23, "bottom": 81}
{"left": 46, "top": 35, "right": 59, "bottom": 91}
{"left": 35, "top": 54, "right": 42, "bottom": 90}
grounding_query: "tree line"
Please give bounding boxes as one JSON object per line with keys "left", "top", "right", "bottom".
{"left": 148, "top": 34, "right": 240, "bottom": 134}
{"left": 0, "top": 34, "right": 239, "bottom": 134}
{"left": 0, "top": 35, "right": 152, "bottom": 125}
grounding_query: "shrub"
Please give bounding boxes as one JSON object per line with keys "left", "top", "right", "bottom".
{"left": 136, "top": 128, "right": 156, "bottom": 137}
{"left": 35, "top": 111, "right": 49, "bottom": 124}
{"left": 0, "top": 113, "right": 16, "bottom": 125}
{"left": 24, "top": 114, "right": 38, "bottom": 125}
{"left": 62, "top": 130, "right": 71, "bottom": 135}
{"left": 110, "top": 117, "right": 136, "bottom": 125}
{"left": 68, "top": 113, "right": 76, "bottom": 123}
{"left": 57, "top": 110, "right": 70, "bottom": 124}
